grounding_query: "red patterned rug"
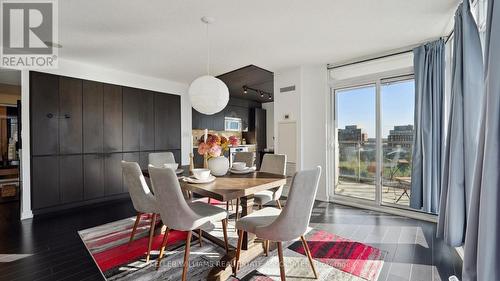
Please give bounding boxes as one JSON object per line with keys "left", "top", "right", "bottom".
{"left": 79, "top": 203, "right": 385, "bottom": 280}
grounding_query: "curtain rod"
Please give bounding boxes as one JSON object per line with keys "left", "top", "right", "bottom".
{"left": 328, "top": 32, "right": 454, "bottom": 70}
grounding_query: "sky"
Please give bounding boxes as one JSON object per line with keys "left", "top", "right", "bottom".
{"left": 336, "top": 80, "right": 415, "bottom": 138}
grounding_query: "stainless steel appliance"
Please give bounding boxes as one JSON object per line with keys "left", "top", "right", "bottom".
{"left": 224, "top": 117, "right": 242, "bottom": 132}
{"left": 229, "top": 146, "right": 249, "bottom": 166}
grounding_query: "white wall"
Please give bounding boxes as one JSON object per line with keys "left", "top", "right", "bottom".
{"left": 261, "top": 102, "right": 274, "bottom": 149}
{"left": 273, "top": 65, "right": 329, "bottom": 201}
{"left": 20, "top": 59, "right": 191, "bottom": 220}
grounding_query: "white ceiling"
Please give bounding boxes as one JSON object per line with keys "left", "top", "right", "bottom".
{"left": 58, "top": 0, "right": 458, "bottom": 83}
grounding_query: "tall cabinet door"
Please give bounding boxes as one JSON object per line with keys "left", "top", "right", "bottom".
{"left": 60, "top": 155, "right": 83, "bottom": 204}
{"left": 122, "top": 87, "right": 141, "bottom": 151}
{"left": 140, "top": 90, "right": 155, "bottom": 151}
{"left": 103, "top": 84, "right": 122, "bottom": 152}
{"left": 104, "top": 153, "right": 123, "bottom": 195}
{"left": 155, "top": 94, "right": 181, "bottom": 150}
{"left": 83, "top": 81, "right": 104, "bottom": 153}
{"left": 32, "top": 156, "right": 59, "bottom": 209}
{"left": 59, "top": 77, "right": 83, "bottom": 154}
{"left": 31, "top": 72, "right": 59, "bottom": 155}
{"left": 84, "top": 154, "right": 104, "bottom": 200}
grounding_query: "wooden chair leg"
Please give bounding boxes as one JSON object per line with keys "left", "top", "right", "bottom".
{"left": 146, "top": 213, "right": 157, "bottom": 262}
{"left": 226, "top": 201, "right": 230, "bottom": 211}
{"left": 181, "top": 231, "right": 192, "bottom": 281}
{"left": 234, "top": 229, "right": 244, "bottom": 274}
{"left": 208, "top": 198, "right": 211, "bottom": 204}
{"left": 198, "top": 229, "right": 203, "bottom": 247}
{"left": 276, "top": 200, "right": 282, "bottom": 209}
{"left": 277, "top": 241, "right": 286, "bottom": 281}
{"left": 234, "top": 198, "right": 240, "bottom": 231}
{"left": 156, "top": 227, "right": 170, "bottom": 270}
{"left": 300, "top": 236, "right": 318, "bottom": 279}
{"left": 264, "top": 240, "right": 269, "bottom": 256}
{"left": 221, "top": 219, "right": 229, "bottom": 254}
{"left": 129, "top": 213, "right": 142, "bottom": 244}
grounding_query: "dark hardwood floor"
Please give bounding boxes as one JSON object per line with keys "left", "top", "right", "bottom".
{"left": 0, "top": 199, "right": 461, "bottom": 281}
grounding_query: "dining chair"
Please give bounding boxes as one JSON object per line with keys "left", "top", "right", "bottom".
{"left": 234, "top": 166, "right": 322, "bottom": 280}
{"left": 230, "top": 152, "right": 256, "bottom": 221}
{"left": 122, "top": 161, "right": 159, "bottom": 263}
{"left": 148, "top": 152, "right": 176, "bottom": 167}
{"left": 254, "top": 154, "right": 287, "bottom": 209}
{"left": 148, "top": 166, "right": 230, "bottom": 281}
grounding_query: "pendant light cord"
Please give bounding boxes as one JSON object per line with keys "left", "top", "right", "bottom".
{"left": 206, "top": 22, "right": 210, "bottom": 76}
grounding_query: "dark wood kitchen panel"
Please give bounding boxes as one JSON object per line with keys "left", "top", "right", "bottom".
{"left": 60, "top": 155, "right": 83, "bottom": 204}
{"left": 104, "top": 153, "right": 123, "bottom": 195}
{"left": 155, "top": 93, "right": 181, "bottom": 150}
{"left": 122, "top": 87, "right": 141, "bottom": 151}
{"left": 59, "top": 77, "right": 83, "bottom": 154}
{"left": 32, "top": 156, "right": 59, "bottom": 209}
{"left": 83, "top": 154, "right": 104, "bottom": 200}
{"left": 103, "top": 84, "right": 122, "bottom": 152}
{"left": 140, "top": 90, "right": 155, "bottom": 151}
{"left": 83, "top": 81, "right": 104, "bottom": 153}
{"left": 31, "top": 72, "right": 59, "bottom": 156}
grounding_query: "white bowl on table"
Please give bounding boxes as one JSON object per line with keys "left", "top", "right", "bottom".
{"left": 164, "top": 163, "right": 179, "bottom": 170}
{"left": 192, "top": 168, "right": 211, "bottom": 180}
{"left": 232, "top": 162, "right": 247, "bottom": 171}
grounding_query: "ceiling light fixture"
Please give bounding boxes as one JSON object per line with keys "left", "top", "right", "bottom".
{"left": 243, "top": 86, "right": 248, "bottom": 94}
{"left": 241, "top": 85, "right": 272, "bottom": 99}
{"left": 188, "top": 16, "right": 229, "bottom": 115}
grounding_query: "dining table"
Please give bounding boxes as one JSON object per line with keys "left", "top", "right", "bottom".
{"left": 142, "top": 165, "right": 287, "bottom": 281}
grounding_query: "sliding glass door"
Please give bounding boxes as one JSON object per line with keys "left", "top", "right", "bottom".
{"left": 332, "top": 77, "right": 426, "bottom": 213}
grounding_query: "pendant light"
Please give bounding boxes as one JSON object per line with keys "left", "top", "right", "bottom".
{"left": 188, "top": 16, "right": 229, "bottom": 115}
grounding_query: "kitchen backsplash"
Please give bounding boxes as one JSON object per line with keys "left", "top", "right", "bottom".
{"left": 192, "top": 129, "right": 243, "bottom": 146}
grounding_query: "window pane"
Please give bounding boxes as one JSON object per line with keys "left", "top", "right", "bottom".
{"left": 381, "top": 79, "right": 414, "bottom": 208}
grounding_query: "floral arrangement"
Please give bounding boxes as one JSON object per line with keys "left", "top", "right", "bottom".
{"left": 198, "top": 134, "right": 238, "bottom": 158}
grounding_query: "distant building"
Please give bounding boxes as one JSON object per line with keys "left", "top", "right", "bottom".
{"left": 388, "top": 125, "right": 414, "bottom": 148}
{"left": 338, "top": 125, "right": 368, "bottom": 144}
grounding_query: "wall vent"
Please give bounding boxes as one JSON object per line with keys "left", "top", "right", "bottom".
{"left": 280, "top": 85, "right": 296, "bottom": 93}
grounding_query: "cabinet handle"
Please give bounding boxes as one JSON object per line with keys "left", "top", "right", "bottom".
{"left": 47, "top": 113, "right": 54, "bottom": 118}
{"left": 64, "top": 114, "right": 71, "bottom": 119}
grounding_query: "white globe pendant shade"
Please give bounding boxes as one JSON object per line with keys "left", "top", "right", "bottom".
{"left": 188, "top": 75, "right": 229, "bottom": 115}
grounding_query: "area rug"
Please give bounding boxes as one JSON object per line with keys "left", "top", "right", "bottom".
{"left": 79, "top": 201, "right": 385, "bottom": 281}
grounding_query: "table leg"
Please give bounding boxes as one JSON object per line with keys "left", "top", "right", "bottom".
{"left": 240, "top": 195, "right": 255, "bottom": 250}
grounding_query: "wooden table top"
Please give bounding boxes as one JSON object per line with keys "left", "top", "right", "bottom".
{"left": 143, "top": 168, "right": 286, "bottom": 202}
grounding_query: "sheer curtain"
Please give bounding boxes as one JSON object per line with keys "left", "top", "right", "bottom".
{"left": 437, "top": 1, "right": 484, "bottom": 247}
{"left": 410, "top": 39, "right": 445, "bottom": 213}
{"left": 463, "top": 0, "right": 500, "bottom": 279}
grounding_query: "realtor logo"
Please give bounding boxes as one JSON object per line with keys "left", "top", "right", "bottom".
{"left": 1, "top": 0, "right": 58, "bottom": 68}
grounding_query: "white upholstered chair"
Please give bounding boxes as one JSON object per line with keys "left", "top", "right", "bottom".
{"left": 148, "top": 166, "right": 230, "bottom": 281}
{"left": 148, "top": 152, "right": 176, "bottom": 167}
{"left": 233, "top": 152, "right": 255, "bottom": 167}
{"left": 234, "top": 166, "right": 322, "bottom": 280}
{"left": 254, "top": 154, "right": 287, "bottom": 209}
{"left": 121, "top": 161, "right": 159, "bottom": 263}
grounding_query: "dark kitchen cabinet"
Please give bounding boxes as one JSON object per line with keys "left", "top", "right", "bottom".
{"left": 104, "top": 153, "right": 123, "bottom": 195}
{"left": 155, "top": 94, "right": 181, "bottom": 150}
{"left": 60, "top": 155, "right": 83, "bottom": 204}
{"left": 32, "top": 156, "right": 59, "bottom": 209}
{"left": 140, "top": 91, "right": 155, "bottom": 151}
{"left": 123, "top": 87, "right": 141, "bottom": 151}
{"left": 59, "top": 77, "right": 83, "bottom": 154}
{"left": 31, "top": 72, "right": 59, "bottom": 155}
{"left": 83, "top": 81, "right": 104, "bottom": 153}
{"left": 103, "top": 84, "right": 122, "bottom": 152}
{"left": 83, "top": 154, "right": 104, "bottom": 200}
{"left": 213, "top": 111, "right": 224, "bottom": 131}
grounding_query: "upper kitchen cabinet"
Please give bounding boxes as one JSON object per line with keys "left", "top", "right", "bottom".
{"left": 31, "top": 72, "right": 59, "bottom": 156}
{"left": 139, "top": 90, "right": 155, "bottom": 151}
{"left": 155, "top": 93, "right": 181, "bottom": 150}
{"left": 122, "top": 87, "right": 141, "bottom": 151}
{"left": 59, "top": 77, "right": 83, "bottom": 154}
{"left": 103, "top": 84, "right": 123, "bottom": 152}
{"left": 83, "top": 80, "right": 104, "bottom": 153}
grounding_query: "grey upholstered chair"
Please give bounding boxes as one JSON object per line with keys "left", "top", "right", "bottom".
{"left": 233, "top": 152, "right": 255, "bottom": 167}
{"left": 254, "top": 154, "right": 287, "bottom": 209}
{"left": 148, "top": 166, "right": 230, "bottom": 281}
{"left": 148, "top": 152, "right": 176, "bottom": 167}
{"left": 122, "top": 161, "right": 159, "bottom": 263}
{"left": 234, "top": 166, "right": 322, "bottom": 280}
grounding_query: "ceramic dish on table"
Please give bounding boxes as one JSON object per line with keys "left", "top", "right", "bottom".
{"left": 229, "top": 166, "right": 256, "bottom": 174}
{"left": 182, "top": 175, "right": 216, "bottom": 184}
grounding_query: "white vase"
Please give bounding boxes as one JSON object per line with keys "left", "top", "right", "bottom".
{"left": 208, "top": 156, "right": 229, "bottom": 176}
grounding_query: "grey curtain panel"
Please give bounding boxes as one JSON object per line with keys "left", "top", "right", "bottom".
{"left": 410, "top": 39, "right": 445, "bottom": 213}
{"left": 437, "top": 1, "right": 484, "bottom": 247}
{"left": 463, "top": 0, "right": 500, "bottom": 280}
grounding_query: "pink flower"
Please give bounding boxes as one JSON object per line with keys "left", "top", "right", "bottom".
{"left": 198, "top": 142, "right": 209, "bottom": 155}
{"left": 228, "top": 136, "right": 239, "bottom": 146}
{"left": 208, "top": 145, "right": 222, "bottom": 157}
